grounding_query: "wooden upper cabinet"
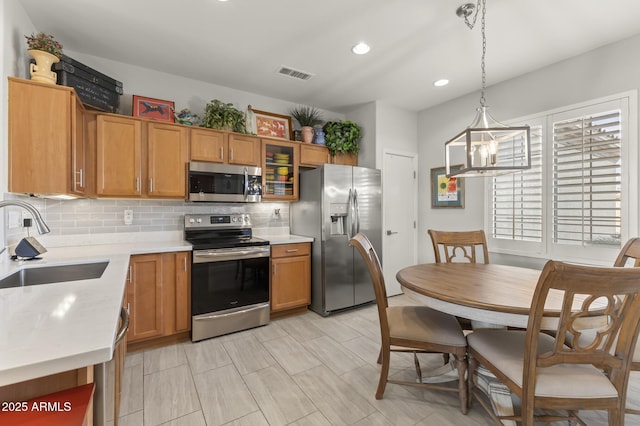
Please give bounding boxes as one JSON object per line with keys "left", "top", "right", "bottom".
{"left": 190, "top": 128, "right": 227, "bottom": 163}
{"left": 299, "top": 144, "right": 330, "bottom": 167}
{"left": 147, "top": 122, "right": 189, "bottom": 197}
{"left": 228, "top": 134, "right": 261, "bottom": 166}
{"left": 8, "top": 78, "right": 77, "bottom": 195}
{"left": 96, "top": 115, "right": 143, "bottom": 196}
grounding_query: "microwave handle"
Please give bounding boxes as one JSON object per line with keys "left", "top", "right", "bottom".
{"left": 244, "top": 167, "right": 249, "bottom": 200}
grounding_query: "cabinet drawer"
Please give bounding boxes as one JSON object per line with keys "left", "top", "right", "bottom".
{"left": 271, "top": 243, "right": 310, "bottom": 258}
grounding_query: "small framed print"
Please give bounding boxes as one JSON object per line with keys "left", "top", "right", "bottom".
{"left": 431, "top": 165, "right": 464, "bottom": 208}
{"left": 132, "top": 95, "right": 175, "bottom": 123}
{"left": 250, "top": 108, "right": 292, "bottom": 140}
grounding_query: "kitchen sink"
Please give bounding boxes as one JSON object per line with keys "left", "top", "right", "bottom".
{"left": 0, "top": 261, "right": 109, "bottom": 289}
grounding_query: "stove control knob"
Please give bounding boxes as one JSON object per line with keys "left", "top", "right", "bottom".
{"left": 244, "top": 217, "right": 249, "bottom": 222}
{"left": 196, "top": 218, "right": 202, "bottom": 223}
{"left": 232, "top": 217, "right": 237, "bottom": 222}
{"left": 188, "top": 218, "right": 195, "bottom": 224}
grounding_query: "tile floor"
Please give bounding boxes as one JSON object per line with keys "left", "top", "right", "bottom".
{"left": 114, "top": 295, "right": 640, "bottom": 426}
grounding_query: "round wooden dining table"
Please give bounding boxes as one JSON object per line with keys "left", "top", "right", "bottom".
{"left": 396, "top": 262, "right": 605, "bottom": 330}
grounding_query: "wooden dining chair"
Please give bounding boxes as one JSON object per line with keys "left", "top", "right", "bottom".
{"left": 614, "top": 237, "right": 640, "bottom": 415}
{"left": 428, "top": 229, "right": 489, "bottom": 264}
{"left": 349, "top": 233, "right": 469, "bottom": 414}
{"left": 467, "top": 260, "right": 640, "bottom": 425}
{"left": 428, "top": 229, "right": 489, "bottom": 329}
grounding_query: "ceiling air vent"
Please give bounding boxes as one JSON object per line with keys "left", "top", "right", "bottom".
{"left": 277, "top": 66, "right": 315, "bottom": 81}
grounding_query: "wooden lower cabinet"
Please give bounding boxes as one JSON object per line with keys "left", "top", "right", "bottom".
{"left": 270, "top": 243, "right": 311, "bottom": 314}
{"left": 126, "top": 251, "right": 190, "bottom": 343}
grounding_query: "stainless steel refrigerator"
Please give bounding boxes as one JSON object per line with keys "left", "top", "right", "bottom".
{"left": 291, "top": 164, "right": 382, "bottom": 316}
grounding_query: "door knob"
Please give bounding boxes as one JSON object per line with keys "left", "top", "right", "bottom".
{"left": 386, "top": 230, "right": 398, "bottom": 235}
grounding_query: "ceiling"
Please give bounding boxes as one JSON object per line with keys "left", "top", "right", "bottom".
{"left": 18, "top": 0, "right": 640, "bottom": 112}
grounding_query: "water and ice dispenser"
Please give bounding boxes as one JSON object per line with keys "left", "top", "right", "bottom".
{"left": 330, "top": 203, "right": 348, "bottom": 235}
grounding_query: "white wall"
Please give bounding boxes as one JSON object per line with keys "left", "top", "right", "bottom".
{"left": 417, "top": 33, "right": 640, "bottom": 263}
{"left": 1, "top": 0, "right": 38, "bottom": 246}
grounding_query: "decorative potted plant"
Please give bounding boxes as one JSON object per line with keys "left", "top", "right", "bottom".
{"left": 323, "top": 120, "right": 361, "bottom": 164}
{"left": 201, "top": 99, "right": 247, "bottom": 133}
{"left": 25, "top": 32, "right": 63, "bottom": 85}
{"left": 290, "top": 105, "right": 324, "bottom": 143}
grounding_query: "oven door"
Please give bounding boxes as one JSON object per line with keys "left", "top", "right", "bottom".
{"left": 191, "top": 246, "right": 270, "bottom": 341}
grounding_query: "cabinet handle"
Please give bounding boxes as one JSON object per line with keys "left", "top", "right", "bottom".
{"left": 230, "top": 148, "right": 234, "bottom": 161}
{"left": 183, "top": 256, "right": 187, "bottom": 272}
{"left": 327, "top": 153, "right": 330, "bottom": 163}
{"left": 220, "top": 147, "right": 224, "bottom": 160}
{"left": 127, "top": 303, "right": 130, "bottom": 315}
{"left": 135, "top": 177, "right": 140, "bottom": 193}
{"left": 128, "top": 265, "right": 132, "bottom": 282}
{"left": 75, "top": 169, "right": 84, "bottom": 187}
{"left": 286, "top": 249, "right": 299, "bottom": 253}
{"left": 149, "top": 178, "right": 154, "bottom": 193}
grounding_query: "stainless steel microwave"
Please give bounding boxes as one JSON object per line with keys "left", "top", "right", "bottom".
{"left": 188, "top": 162, "right": 262, "bottom": 202}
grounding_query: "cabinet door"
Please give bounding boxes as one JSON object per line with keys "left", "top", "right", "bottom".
{"left": 127, "top": 254, "right": 163, "bottom": 342}
{"left": 174, "top": 252, "right": 191, "bottom": 333}
{"left": 147, "top": 123, "right": 189, "bottom": 197}
{"left": 8, "top": 78, "right": 72, "bottom": 194}
{"left": 262, "top": 139, "right": 299, "bottom": 201}
{"left": 161, "top": 251, "right": 191, "bottom": 335}
{"left": 271, "top": 255, "right": 311, "bottom": 312}
{"left": 96, "top": 115, "right": 143, "bottom": 196}
{"left": 299, "top": 144, "right": 330, "bottom": 167}
{"left": 190, "top": 128, "right": 227, "bottom": 163}
{"left": 271, "top": 243, "right": 311, "bottom": 313}
{"left": 228, "top": 134, "right": 261, "bottom": 166}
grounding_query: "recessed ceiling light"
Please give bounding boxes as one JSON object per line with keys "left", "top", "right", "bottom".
{"left": 351, "top": 42, "right": 371, "bottom": 55}
{"left": 433, "top": 79, "right": 449, "bottom": 87}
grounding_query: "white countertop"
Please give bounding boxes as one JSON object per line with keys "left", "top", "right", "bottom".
{"left": 0, "top": 231, "right": 310, "bottom": 386}
{"left": 0, "top": 237, "right": 191, "bottom": 387}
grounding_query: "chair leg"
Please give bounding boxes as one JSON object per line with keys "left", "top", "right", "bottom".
{"left": 375, "top": 345, "right": 391, "bottom": 399}
{"left": 453, "top": 354, "right": 468, "bottom": 414}
{"left": 467, "top": 354, "right": 477, "bottom": 410}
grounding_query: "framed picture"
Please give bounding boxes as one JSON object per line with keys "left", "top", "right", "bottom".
{"left": 430, "top": 165, "right": 464, "bottom": 208}
{"left": 251, "top": 108, "right": 292, "bottom": 140}
{"left": 132, "top": 95, "right": 175, "bottom": 123}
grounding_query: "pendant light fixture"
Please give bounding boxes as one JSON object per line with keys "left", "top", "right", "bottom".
{"left": 445, "top": 0, "right": 530, "bottom": 177}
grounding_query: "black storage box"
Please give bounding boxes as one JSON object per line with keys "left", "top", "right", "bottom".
{"left": 53, "top": 55, "right": 122, "bottom": 113}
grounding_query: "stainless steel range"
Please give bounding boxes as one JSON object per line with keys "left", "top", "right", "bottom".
{"left": 184, "top": 214, "right": 270, "bottom": 342}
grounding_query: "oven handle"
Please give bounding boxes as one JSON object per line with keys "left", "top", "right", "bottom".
{"left": 193, "top": 248, "right": 270, "bottom": 263}
{"left": 193, "top": 302, "right": 269, "bottom": 321}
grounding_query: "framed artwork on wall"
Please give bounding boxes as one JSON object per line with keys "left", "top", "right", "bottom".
{"left": 132, "top": 95, "right": 175, "bottom": 123}
{"left": 430, "top": 165, "right": 464, "bottom": 208}
{"left": 250, "top": 108, "right": 292, "bottom": 140}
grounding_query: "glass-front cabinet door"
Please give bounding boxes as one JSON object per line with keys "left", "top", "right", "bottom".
{"left": 261, "top": 139, "right": 299, "bottom": 201}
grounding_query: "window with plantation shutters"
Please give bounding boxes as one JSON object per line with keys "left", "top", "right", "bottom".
{"left": 486, "top": 93, "right": 635, "bottom": 264}
{"left": 552, "top": 110, "right": 621, "bottom": 247}
{"left": 491, "top": 124, "right": 543, "bottom": 242}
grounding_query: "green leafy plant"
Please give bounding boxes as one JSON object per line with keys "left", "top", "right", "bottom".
{"left": 289, "top": 105, "right": 324, "bottom": 127}
{"left": 25, "top": 32, "right": 63, "bottom": 59}
{"left": 323, "top": 120, "right": 362, "bottom": 156}
{"left": 201, "top": 99, "right": 246, "bottom": 133}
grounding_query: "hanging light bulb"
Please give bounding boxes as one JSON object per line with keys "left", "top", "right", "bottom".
{"left": 445, "top": 0, "right": 531, "bottom": 177}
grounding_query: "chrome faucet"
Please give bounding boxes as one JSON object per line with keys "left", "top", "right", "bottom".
{"left": 0, "top": 200, "right": 51, "bottom": 234}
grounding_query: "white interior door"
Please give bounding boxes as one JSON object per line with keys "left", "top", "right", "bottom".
{"left": 383, "top": 151, "right": 418, "bottom": 296}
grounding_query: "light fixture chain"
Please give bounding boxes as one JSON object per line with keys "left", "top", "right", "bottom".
{"left": 463, "top": 0, "right": 482, "bottom": 29}
{"left": 480, "top": 0, "right": 486, "bottom": 107}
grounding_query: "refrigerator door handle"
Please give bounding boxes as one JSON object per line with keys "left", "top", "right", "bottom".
{"left": 347, "top": 188, "right": 353, "bottom": 239}
{"left": 354, "top": 188, "right": 360, "bottom": 234}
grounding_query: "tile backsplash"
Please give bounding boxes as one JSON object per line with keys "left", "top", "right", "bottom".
{"left": 4, "top": 194, "right": 289, "bottom": 244}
